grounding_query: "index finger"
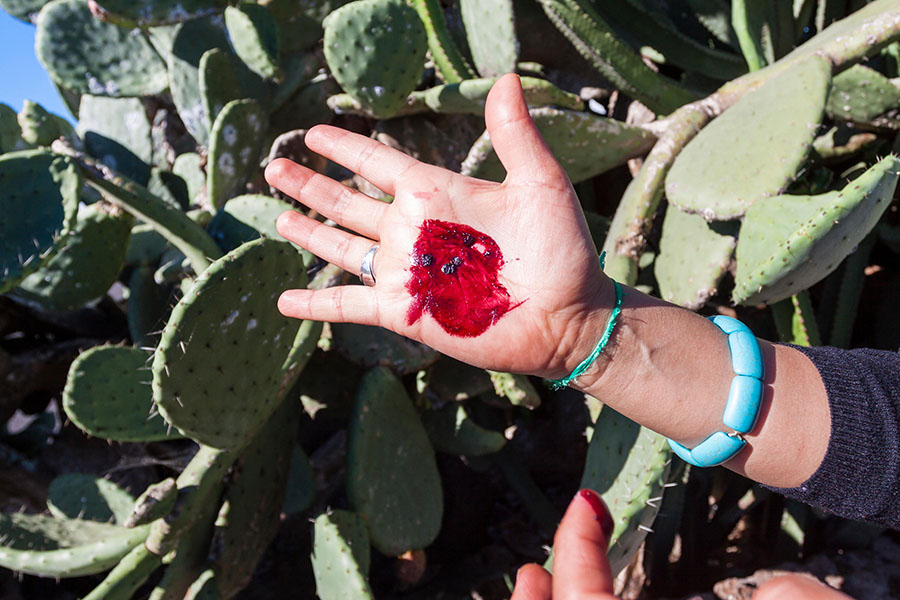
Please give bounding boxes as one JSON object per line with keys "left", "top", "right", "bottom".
{"left": 305, "top": 125, "right": 420, "bottom": 196}
{"left": 552, "top": 489, "right": 617, "bottom": 600}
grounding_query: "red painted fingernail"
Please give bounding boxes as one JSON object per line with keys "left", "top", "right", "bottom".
{"left": 579, "top": 489, "right": 614, "bottom": 541}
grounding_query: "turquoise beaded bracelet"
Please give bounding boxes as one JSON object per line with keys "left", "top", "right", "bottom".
{"left": 666, "top": 315, "right": 764, "bottom": 468}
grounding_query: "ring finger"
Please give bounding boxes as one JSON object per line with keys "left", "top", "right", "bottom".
{"left": 276, "top": 210, "right": 377, "bottom": 279}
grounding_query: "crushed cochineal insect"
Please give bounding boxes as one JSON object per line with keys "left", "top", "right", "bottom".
{"left": 405, "top": 219, "right": 518, "bottom": 337}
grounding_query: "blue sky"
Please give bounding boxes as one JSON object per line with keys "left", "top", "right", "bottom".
{"left": 0, "top": 10, "right": 72, "bottom": 120}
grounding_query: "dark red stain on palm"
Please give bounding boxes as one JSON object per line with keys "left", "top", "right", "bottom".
{"left": 405, "top": 219, "right": 517, "bottom": 337}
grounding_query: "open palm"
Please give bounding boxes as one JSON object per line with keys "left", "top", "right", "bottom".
{"left": 266, "top": 74, "right": 614, "bottom": 379}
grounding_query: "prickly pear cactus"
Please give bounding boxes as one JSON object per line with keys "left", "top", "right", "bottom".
{"left": 207, "top": 99, "right": 267, "bottom": 210}
{"left": 47, "top": 474, "right": 135, "bottom": 524}
{"left": 63, "top": 345, "right": 180, "bottom": 442}
{"left": 826, "top": 64, "right": 900, "bottom": 125}
{"left": 0, "top": 103, "right": 22, "bottom": 153}
{"left": 311, "top": 510, "right": 374, "bottom": 600}
{"left": 0, "top": 149, "right": 80, "bottom": 294}
{"left": 35, "top": 0, "right": 169, "bottom": 97}
{"left": 152, "top": 239, "right": 306, "bottom": 449}
{"left": 91, "top": 0, "right": 230, "bottom": 26}
{"left": 225, "top": 3, "right": 282, "bottom": 81}
{"left": 331, "top": 323, "right": 439, "bottom": 375}
{"left": 347, "top": 367, "right": 443, "bottom": 556}
{"left": 733, "top": 154, "right": 900, "bottom": 304}
{"left": 665, "top": 55, "right": 831, "bottom": 219}
{"left": 17, "top": 100, "right": 58, "bottom": 146}
{"left": 654, "top": 206, "right": 738, "bottom": 309}
{"left": 0, "top": 512, "right": 150, "bottom": 577}
{"left": 199, "top": 48, "right": 242, "bottom": 131}
{"left": 421, "top": 403, "right": 506, "bottom": 456}
{"left": 14, "top": 204, "right": 133, "bottom": 312}
{"left": 0, "top": 0, "right": 50, "bottom": 21}
{"left": 461, "top": 107, "right": 655, "bottom": 184}
{"left": 323, "top": 0, "right": 428, "bottom": 118}
{"left": 78, "top": 95, "right": 153, "bottom": 185}
{"left": 580, "top": 407, "right": 672, "bottom": 575}
{"left": 207, "top": 194, "right": 310, "bottom": 257}
{"left": 459, "top": 0, "right": 518, "bottom": 77}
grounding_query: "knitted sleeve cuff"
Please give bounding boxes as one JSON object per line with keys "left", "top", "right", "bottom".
{"left": 762, "top": 344, "right": 900, "bottom": 529}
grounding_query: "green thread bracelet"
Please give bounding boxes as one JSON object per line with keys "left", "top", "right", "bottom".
{"left": 547, "top": 253, "right": 624, "bottom": 391}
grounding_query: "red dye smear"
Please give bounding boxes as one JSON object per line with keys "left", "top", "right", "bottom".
{"left": 405, "top": 219, "right": 517, "bottom": 337}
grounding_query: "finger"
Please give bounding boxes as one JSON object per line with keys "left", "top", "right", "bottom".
{"left": 484, "top": 73, "right": 566, "bottom": 185}
{"left": 510, "top": 564, "right": 552, "bottom": 600}
{"left": 553, "top": 489, "right": 617, "bottom": 600}
{"left": 278, "top": 286, "right": 378, "bottom": 325}
{"left": 276, "top": 211, "right": 376, "bottom": 277}
{"left": 265, "top": 158, "right": 387, "bottom": 240}
{"left": 304, "top": 125, "right": 420, "bottom": 196}
{"left": 754, "top": 574, "right": 851, "bottom": 599}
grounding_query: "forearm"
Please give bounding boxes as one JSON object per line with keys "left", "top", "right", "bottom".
{"left": 566, "top": 286, "right": 830, "bottom": 489}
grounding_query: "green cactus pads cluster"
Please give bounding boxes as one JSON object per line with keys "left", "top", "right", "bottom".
{"left": 0, "top": 149, "right": 80, "bottom": 294}
{"left": 91, "top": 0, "right": 230, "bottom": 26}
{"left": 347, "top": 367, "right": 442, "bottom": 556}
{"left": 826, "top": 64, "right": 900, "bottom": 125}
{"left": 15, "top": 205, "right": 133, "bottom": 312}
{"left": 323, "top": 0, "right": 428, "bottom": 118}
{"left": 666, "top": 56, "right": 831, "bottom": 220}
{"left": 0, "top": 0, "right": 50, "bottom": 21}
{"left": 47, "top": 474, "right": 135, "bottom": 524}
{"left": 199, "top": 48, "right": 242, "bottom": 132}
{"left": 459, "top": 0, "right": 518, "bottom": 77}
{"left": 462, "top": 107, "right": 655, "bottom": 184}
{"left": 733, "top": 155, "right": 900, "bottom": 305}
{"left": 213, "top": 397, "right": 300, "bottom": 597}
{"left": 35, "top": 0, "right": 168, "bottom": 97}
{"left": 225, "top": 3, "right": 282, "bottom": 81}
{"left": 409, "top": 0, "right": 475, "bottom": 83}
{"left": 152, "top": 239, "right": 304, "bottom": 449}
{"left": 331, "top": 323, "right": 439, "bottom": 375}
{"left": 208, "top": 194, "right": 299, "bottom": 253}
{"left": 63, "top": 345, "right": 179, "bottom": 442}
{"left": 311, "top": 510, "right": 374, "bottom": 600}
{"left": 654, "top": 207, "right": 738, "bottom": 309}
{"left": 78, "top": 95, "right": 153, "bottom": 185}
{"left": 0, "top": 512, "right": 150, "bottom": 577}
{"left": 207, "top": 99, "right": 267, "bottom": 211}
{"left": 580, "top": 409, "right": 671, "bottom": 575}
{"left": 422, "top": 403, "right": 506, "bottom": 456}
{"left": 167, "top": 18, "right": 231, "bottom": 146}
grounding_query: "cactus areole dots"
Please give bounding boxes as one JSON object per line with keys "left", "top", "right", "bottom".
{"left": 405, "top": 219, "right": 517, "bottom": 337}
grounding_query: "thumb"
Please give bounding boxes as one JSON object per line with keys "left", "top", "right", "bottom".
{"left": 484, "top": 73, "right": 566, "bottom": 184}
{"left": 552, "top": 489, "right": 618, "bottom": 600}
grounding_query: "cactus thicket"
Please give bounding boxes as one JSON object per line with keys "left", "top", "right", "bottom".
{"left": 2, "top": 0, "right": 900, "bottom": 597}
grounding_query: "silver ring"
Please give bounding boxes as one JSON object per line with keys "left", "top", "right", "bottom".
{"left": 360, "top": 244, "right": 379, "bottom": 287}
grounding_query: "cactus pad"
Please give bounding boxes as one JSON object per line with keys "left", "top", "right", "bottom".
{"left": 91, "top": 0, "right": 229, "bottom": 26}
{"left": 331, "top": 323, "right": 439, "bottom": 375}
{"left": 282, "top": 445, "right": 315, "bottom": 515}
{"left": 654, "top": 206, "right": 738, "bottom": 309}
{"left": 347, "top": 367, "right": 443, "bottom": 556}
{"left": 36, "top": 0, "right": 168, "bottom": 97}
{"left": 323, "top": 0, "right": 427, "bottom": 118}
{"left": 152, "top": 239, "right": 305, "bottom": 449}
{"left": 0, "top": 102, "right": 22, "bottom": 153}
{"left": 0, "top": 0, "right": 50, "bottom": 21}
{"left": 733, "top": 155, "right": 900, "bottom": 305}
{"left": 580, "top": 408, "right": 671, "bottom": 575}
{"left": 0, "top": 512, "right": 150, "bottom": 577}
{"left": 459, "top": 0, "right": 518, "bottom": 77}
{"left": 0, "top": 149, "right": 80, "bottom": 294}
{"left": 312, "top": 510, "right": 373, "bottom": 600}
{"left": 18, "top": 100, "right": 60, "bottom": 146}
{"left": 225, "top": 3, "right": 282, "bottom": 81}
{"left": 47, "top": 474, "right": 135, "bottom": 524}
{"left": 173, "top": 152, "right": 207, "bottom": 204}
{"left": 15, "top": 205, "right": 133, "bottom": 312}
{"left": 207, "top": 99, "right": 267, "bottom": 211}
{"left": 461, "top": 107, "right": 655, "bottom": 184}
{"left": 78, "top": 95, "right": 153, "bottom": 185}
{"left": 63, "top": 345, "right": 180, "bottom": 442}
{"left": 213, "top": 396, "right": 300, "bottom": 597}
{"left": 487, "top": 371, "right": 541, "bottom": 408}
{"left": 665, "top": 56, "right": 831, "bottom": 220}
{"left": 208, "top": 194, "right": 302, "bottom": 253}
{"left": 422, "top": 403, "right": 506, "bottom": 456}
{"left": 826, "top": 64, "right": 900, "bottom": 125}
{"left": 199, "top": 48, "right": 242, "bottom": 131}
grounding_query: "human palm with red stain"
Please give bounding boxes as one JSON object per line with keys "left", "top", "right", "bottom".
{"left": 267, "top": 74, "right": 850, "bottom": 599}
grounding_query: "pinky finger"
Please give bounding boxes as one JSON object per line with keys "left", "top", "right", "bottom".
{"left": 278, "top": 285, "right": 379, "bottom": 325}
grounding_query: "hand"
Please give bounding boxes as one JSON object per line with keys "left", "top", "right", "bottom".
{"left": 265, "top": 74, "right": 614, "bottom": 379}
{"left": 512, "top": 489, "right": 850, "bottom": 600}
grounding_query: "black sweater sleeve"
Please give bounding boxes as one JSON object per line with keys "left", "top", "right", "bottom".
{"left": 763, "top": 345, "right": 900, "bottom": 529}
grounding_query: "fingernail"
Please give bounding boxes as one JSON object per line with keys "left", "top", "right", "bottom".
{"left": 578, "top": 489, "right": 614, "bottom": 542}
